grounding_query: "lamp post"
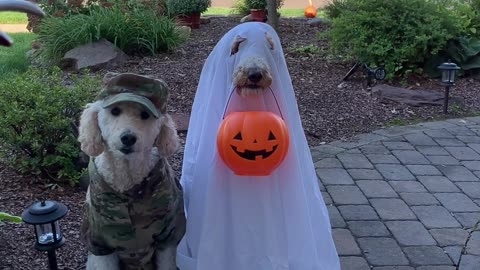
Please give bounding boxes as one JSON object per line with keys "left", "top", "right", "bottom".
{"left": 437, "top": 61, "right": 460, "bottom": 114}
{"left": 21, "top": 200, "right": 68, "bottom": 270}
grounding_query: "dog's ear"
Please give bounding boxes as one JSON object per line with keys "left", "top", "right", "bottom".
{"left": 155, "top": 115, "right": 179, "bottom": 157}
{"left": 78, "top": 102, "right": 104, "bottom": 157}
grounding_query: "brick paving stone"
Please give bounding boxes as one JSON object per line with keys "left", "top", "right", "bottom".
{"left": 366, "top": 154, "right": 401, "bottom": 164}
{"left": 403, "top": 246, "right": 452, "bottom": 265}
{"left": 416, "top": 266, "right": 455, "bottom": 270}
{"left": 332, "top": 229, "right": 361, "bottom": 255}
{"left": 318, "top": 178, "right": 326, "bottom": 191}
{"left": 348, "top": 169, "right": 383, "bottom": 180}
{"left": 435, "top": 138, "right": 466, "bottom": 147}
{"left": 453, "top": 212, "right": 480, "bottom": 228}
{"left": 461, "top": 161, "right": 480, "bottom": 171}
{"left": 434, "top": 193, "right": 480, "bottom": 212}
{"left": 406, "top": 165, "right": 442, "bottom": 176}
{"left": 416, "top": 121, "right": 458, "bottom": 130}
{"left": 444, "top": 246, "right": 462, "bottom": 265}
{"left": 429, "top": 229, "right": 469, "bottom": 246}
{"left": 458, "top": 255, "right": 480, "bottom": 270}
{"left": 337, "top": 153, "right": 374, "bottom": 169}
{"left": 373, "top": 267, "right": 414, "bottom": 270}
{"left": 417, "top": 176, "right": 460, "bottom": 193}
{"left": 456, "top": 182, "right": 480, "bottom": 199}
{"left": 376, "top": 164, "right": 416, "bottom": 181}
{"left": 346, "top": 149, "right": 362, "bottom": 154}
{"left": 412, "top": 206, "right": 461, "bottom": 228}
{"left": 370, "top": 198, "right": 416, "bottom": 220}
{"left": 445, "top": 147, "right": 480, "bottom": 160}
{"left": 314, "top": 158, "right": 343, "bottom": 168}
{"left": 383, "top": 141, "right": 415, "bottom": 150}
{"left": 457, "top": 136, "right": 480, "bottom": 144}
{"left": 426, "top": 155, "right": 460, "bottom": 165}
{"left": 311, "top": 145, "right": 345, "bottom": 156}
{"left": 321, "top": 191, "right": 332, "bottom": 205}
{"left": 448, "top": 126, "right": 477, "bottom": 136}
{"left": 338, "top": 205, "right": 379, "bottom": 221}
{"left": 357, "top": 238, "right": 409, "bottom": 266}
{"left": 316, "top": 168, "right": 355, "bottom": 185}
{"left": 357, "top": 180, "right": 398, "bottom": 198}
{"left": 400, "top": 193, "right": 439, "bottom": 206}
{"left": 389, "top": 181, "right": 427, "bottom": 193}
{"left": 385, "top": 221, "right": 436, "bottom": 246}
{"left": 326, "top": 185, "right": 369, "bottom": 205}
{"left": 469, "top": 143, "right": 480, "bottom": 154}
{"left": 417, "top": 146, "right": 450, "bottom": 156}
{"left": 424, "top": 129, "right": 455, "bottom": 138}
{"left": 360, "top": 144, "right": 390, "bottom": 154}
{"left": 392, "top": 150, "right": 430, "bottom": 165}
{"left": 475, "top": 171, "right": 480, "bottom": 178}
{"left": 466, "top": 231, "right": 480, "bottom": 256}
{"left": 405, "top": 133, "right": 438, "bottom": 146}
{"left": 348, "top": 221, "right": 390, "bottom": 237}
{"left": 327, "top": 205, "right": 346, "bottom": 228}
{"left": 339, "top": 256, "right": 370, "bottom": 270}
{"left": 437, "top": 166, "right": 479, "bottom": 182}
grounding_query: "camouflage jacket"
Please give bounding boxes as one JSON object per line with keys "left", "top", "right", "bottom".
{"left": 81, "top": 157, "right": 185, "bottom": 270}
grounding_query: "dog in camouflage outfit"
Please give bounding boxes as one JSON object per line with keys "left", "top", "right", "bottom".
{"left": 78, "top": 72, "right": 185, "bottom": 270}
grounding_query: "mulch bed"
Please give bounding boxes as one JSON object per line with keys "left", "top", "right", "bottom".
{"left": 1, "top": 16, "right": 479, "bottom": 269}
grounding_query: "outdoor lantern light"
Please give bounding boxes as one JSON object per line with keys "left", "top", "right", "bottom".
{"left": 437, "top": 60, "right": 461, "bottom": 114}
{"left": 22, "top": 200, "right": 68, "bottom": 270}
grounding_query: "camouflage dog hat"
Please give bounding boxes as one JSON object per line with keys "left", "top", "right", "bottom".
{"left": 97, "top": 72, "right": 169, "bottom": 118}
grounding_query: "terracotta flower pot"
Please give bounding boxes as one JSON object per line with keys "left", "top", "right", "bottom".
{"left": 179, "top": 12, "right": 201, "bottom": 29}
{"left": 250, "top": 9, "right": 267, "bottom": 22}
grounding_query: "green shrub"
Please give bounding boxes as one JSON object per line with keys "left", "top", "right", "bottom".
{"left": 326, "top": 0, "right": 463, "bottom": 78}
{"left": 166, "top": 0, "right": 211, "bottom": 15}
{"left": 37, "top": 6, "right": 188, "bottom": 61}
{"left": 0, "top": 67, "right": 100, "bottom": 184}
{"left": 232, "top": 0, "right": 284, "bottom": 14}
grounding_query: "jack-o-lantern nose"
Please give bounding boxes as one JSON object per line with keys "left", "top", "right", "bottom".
{"left": 253, "top": 139, "right": 258, "bottom": 143}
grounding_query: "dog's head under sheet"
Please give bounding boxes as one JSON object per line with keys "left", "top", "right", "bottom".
{"left": 78, "top": 73, "right": 179, "bottom": 158}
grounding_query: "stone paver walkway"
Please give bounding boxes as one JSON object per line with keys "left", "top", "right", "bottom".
{"left": 312, "top": 116, "right": 480, "bottom": 270}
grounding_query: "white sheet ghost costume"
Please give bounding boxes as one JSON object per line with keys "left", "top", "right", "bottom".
{"left": 177, "top": 22, "right": 340, "bottom": 270}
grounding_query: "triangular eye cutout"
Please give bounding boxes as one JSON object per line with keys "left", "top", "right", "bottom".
{"left": 234, "top": 132, "right": 243, "bottom": 140}
{"left": 268, "top": 131, "right": 276, "bottom": 140}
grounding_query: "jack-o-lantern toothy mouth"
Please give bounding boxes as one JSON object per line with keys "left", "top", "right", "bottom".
{"left": 231, "top": 145, "right": 278, "bottom": 160}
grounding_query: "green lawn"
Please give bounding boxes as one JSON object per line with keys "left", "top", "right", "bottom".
{"left": 0, "top": 33, "right": 36, "bottom": 78}
{"left": 204, "top": 7, "right": 325, "bottom": 18}
{"left": 0, "top": 12, "right": 28, "bottom": 24}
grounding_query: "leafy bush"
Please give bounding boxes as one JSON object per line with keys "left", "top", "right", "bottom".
{"left": 0, "top": 67, "right": 100, "bottom": 184}
{"left": 166, "top": 0, "right": 211, "bottom": 15}
{"left": 37, "top": 6, "right": 188, "bottom": 61}
{"left": 232, "top": 0, "right": 284, "bottom": 14}
{"left": 424, "top": 0, "right": 480, "bottom": 75}
{"left": 326, "top": 0, "right": 463, "bottom": 78}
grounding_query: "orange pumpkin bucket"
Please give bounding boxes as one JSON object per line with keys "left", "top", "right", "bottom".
{"left": 217, "top": 88, "right": 290, "bottom": 176}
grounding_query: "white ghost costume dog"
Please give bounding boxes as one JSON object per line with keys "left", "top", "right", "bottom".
{"left": 177, "top": 22, "right": 340, "bottom": 270}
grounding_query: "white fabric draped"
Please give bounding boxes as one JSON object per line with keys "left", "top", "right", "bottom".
{"left": 176, "top": 22, "right": 340, "bottom": 270}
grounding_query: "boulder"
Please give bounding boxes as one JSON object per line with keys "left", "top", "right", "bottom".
{"left": 60, "top": 39, "right": 128, "bottom": 72}
{"left": 372, "top": 84, "right": 444, "bottom": 107}
{"left": 307, "top": 18, "right": 329, "bottom": 26}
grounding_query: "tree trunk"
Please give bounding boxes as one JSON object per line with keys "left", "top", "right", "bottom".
{"left": 267, "top": 0, "right": 278, "bottom": 31}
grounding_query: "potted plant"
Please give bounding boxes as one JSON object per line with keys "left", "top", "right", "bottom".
{"left": 245, "top": 0, "right": 267, "bottom": 22}
{"left": 166, "top": 0, "right": 211, "bottom": 29}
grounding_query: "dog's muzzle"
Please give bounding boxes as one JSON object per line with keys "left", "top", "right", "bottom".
{"left": 120, "top": 131, "right": 137, "bottom": 154}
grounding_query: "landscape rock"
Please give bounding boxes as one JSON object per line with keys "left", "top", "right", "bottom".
{"left": 372, "top": 84, "right": 444, "bottom": 107}
{"left": 240, "top": 14, "right": 253, "bottom": 23}
{"left": 307, "top": 17, "right": 329, "bottom": 26}
{"left": 60, "top": 39, "right": 128, "bottom": 72}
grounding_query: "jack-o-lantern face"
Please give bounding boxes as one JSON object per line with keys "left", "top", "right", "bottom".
{"left": 217, "top": 111, "right": 289, "bottom": 176}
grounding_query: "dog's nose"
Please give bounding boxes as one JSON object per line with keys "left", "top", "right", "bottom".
{"left": 121, "top": 133, "right": 137, "bottom": 147}
{"left": 248, "top": 72, "right": 263, "bottom": 83}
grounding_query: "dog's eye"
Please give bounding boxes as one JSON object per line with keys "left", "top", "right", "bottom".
{"left": 111, "top": 107, "right": 121, "bottom": 116}
{"left": 140, "top": 111, "right": 150, "bottom": 120}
